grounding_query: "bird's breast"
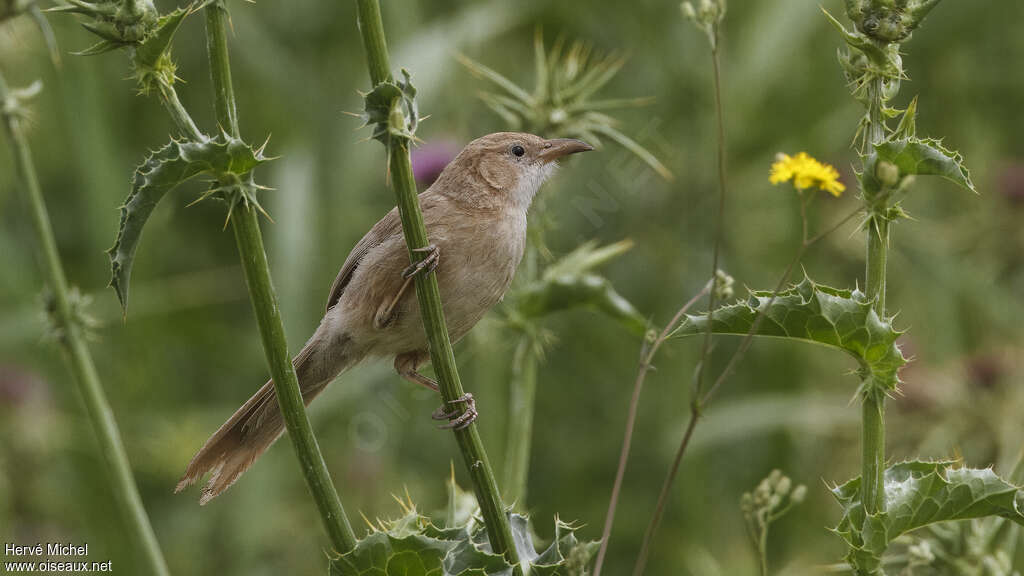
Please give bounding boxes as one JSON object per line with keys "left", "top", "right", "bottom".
{"left": 432, "top": 209, "right": 526, "bottom": 339}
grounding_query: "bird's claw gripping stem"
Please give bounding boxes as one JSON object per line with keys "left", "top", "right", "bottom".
{"left": 402, "top": 244, "right": 439, "bottom": 279}
{"left": 431, "top": 392, "right": 477, "bottom": 430}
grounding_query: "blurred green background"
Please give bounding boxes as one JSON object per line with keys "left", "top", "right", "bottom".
{"left": 2, "top": 0, "right": 1024, "bottom": 574}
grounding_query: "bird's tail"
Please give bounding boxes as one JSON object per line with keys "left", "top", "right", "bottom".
{"left": 175, "top": 327, "right": 353, "bottom": 504}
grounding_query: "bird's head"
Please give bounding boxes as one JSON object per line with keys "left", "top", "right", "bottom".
{"left": 432, "top": 132, "right": 593, "bottom": 211}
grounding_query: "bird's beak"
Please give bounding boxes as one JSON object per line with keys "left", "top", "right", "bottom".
{"left": 538, "top": 138, "right": 594, "bottom": 163}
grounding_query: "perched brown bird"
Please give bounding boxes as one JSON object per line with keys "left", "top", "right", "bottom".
{"left": 176, "top": 132, "right": 592, "bottom": 503}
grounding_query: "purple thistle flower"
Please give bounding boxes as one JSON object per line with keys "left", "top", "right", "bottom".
{"left": 411, "top": 139, "right": 459, "bottom": 186}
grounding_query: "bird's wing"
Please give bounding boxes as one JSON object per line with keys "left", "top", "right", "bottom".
{"left": 325, "top": 207, "right": 403, "bottom": 312}
{"left": 324, "top": 193, "right": 448, "bottom": 313}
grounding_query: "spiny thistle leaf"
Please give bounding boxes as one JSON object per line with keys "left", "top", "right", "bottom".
{"left": 328, "top": 509, "right": 597, "bottom": 576}
{"left": 108, "top": 135, "right": 270, "bottom": 313}
{"left": 132, "top": 6, "right": 188, "bottom": 83}
{"left": 863, "top": 137, "right": 976, "bottom": 195}
{"left": 361, "top": 68, "right": 419, "bottom": 145}
{"left": 672, "top": 276, "right": 907, "bottom": 391}
{"left": 830, "top": 460, "right": 1024, "bottom": 574}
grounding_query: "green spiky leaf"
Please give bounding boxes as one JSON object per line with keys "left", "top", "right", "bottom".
{"left": 132, "top": 6, "right": 187, "bottom": 72}
{"left": 108, "top": 134, "right": 270, "bottom": 312}
{"left": 831, "top": 461, "right": 1024, "bottom": 573}
{"left": 361, "top": 69, "right": 420, "bottom": 145}
{"left": 672, "top": 276, "right": 907, "bottom": 391}
{"left": 863, "top": 137, "right": 976, "bottom": 195}
{"left": 328, "top": 508, "right": 597, "bottom": 576}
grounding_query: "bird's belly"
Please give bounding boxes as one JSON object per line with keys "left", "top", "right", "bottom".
{"left": 380, "top": 232, "right": 522, "bottom": 354}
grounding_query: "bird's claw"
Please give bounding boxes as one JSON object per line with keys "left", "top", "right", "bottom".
{"left": 402, "top": 244, "right": 440, "bottom": 279}
{"left": 431, "top": 393, "right": 477, "bottom": 430}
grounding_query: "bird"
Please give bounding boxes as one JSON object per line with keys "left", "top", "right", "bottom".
{"left": 175, "top": 132, "right": 593, "bottom": 504}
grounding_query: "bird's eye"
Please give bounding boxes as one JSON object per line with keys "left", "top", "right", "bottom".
{"left": 511, "top": 145, "right": 526, "bottom": 158}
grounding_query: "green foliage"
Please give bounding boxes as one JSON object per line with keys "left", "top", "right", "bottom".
{"left": 360, "top": 68, "right": 421, "bottom": 145}
{"left": 863, "top": 138, "right": 976, "bottom": 198}
{"left": 51, "top": 0, "right": 193, "bottom": 91}
{"left": 672, "top": 276, "right": 907, "bottom": 392}
{"left": 108, "top": 134, "right": 271, "bottom": 312}
{"left": 842, "top": 0, "right": 942, "bottom": 43}
{"left": 48, "top": 0, "right": 159, "bottom": 54}
{"left": 831, "top": 461, "right": 1024, "bottom": 574}
{"left": 328, "top": 501, "right": 598, "bottom": 576}
{"left": 458, "top": 30, "right": 672, "bottom": 180}
{"left": 131, "top": 6, "right": 188, "bottom": 92}
{"left": 511, "top": 240, "right": 647, "bottom": 337}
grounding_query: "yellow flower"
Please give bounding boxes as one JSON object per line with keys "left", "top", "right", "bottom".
{"left": 770, "top": 152, "right": 846, "bottom": 197}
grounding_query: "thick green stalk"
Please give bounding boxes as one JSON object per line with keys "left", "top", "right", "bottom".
{"left": 502, "top": 335, "right": 538, "bottom": 505}
{"left": 353, "top": 0, "right": 521, "bottom": 570}
{"left": 0, "top": 72, "right": 170, "bottom": 576}
{"left": 203, "top": 0, "right": 357, "bottom": 553}
{"left": 861, "top": 74, "right": 888, "bottom": 516}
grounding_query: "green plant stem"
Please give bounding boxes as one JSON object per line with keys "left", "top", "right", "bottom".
{"left": 502, "top": 245, "right": 540, "bottom": 507}
{"left": 502, "top": 335, "right": 537, "bottom": 505}
{"left": 157, "top": 81, "right": 203, "bottom": 142}
{"left": 757, "top": 515, "right": 769, "bottom": 576}
{"left": 203, "top": 0, "right": 357, "bottom": 554}
{"left": 203, "top": 4, "right": 238, "bottom": 137}
{"left": 0, "top": 72, "right": 170, "bottom": 576}
{"left": 353, "top": 0, "right": 521, "bottom": 570}
{"left": 861, "top": 74, "right": 888, "bottom": 517}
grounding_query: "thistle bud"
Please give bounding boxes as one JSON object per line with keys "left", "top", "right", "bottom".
{"left": 876, "top": 160, "right": 900, "bottom": 188}
{"left": 844, "top": 0, "right": 942, "bottom": 43}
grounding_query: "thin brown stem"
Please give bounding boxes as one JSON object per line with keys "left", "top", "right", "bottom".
{"left": 693, "top": 39, "right": 728, "bottom": 402}
{"left": 632, "top": 411, "right": 699, "bottom": 576}
{"left": 593, "top": 281, "right": 712, "bottom": 576}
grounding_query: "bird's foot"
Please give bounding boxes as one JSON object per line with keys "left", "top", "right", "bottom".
{"left": 431, "top": 393, "right": 477, "bottom": 430}
{"left": 402, "top": 244, "right": 440, "bottom": 279}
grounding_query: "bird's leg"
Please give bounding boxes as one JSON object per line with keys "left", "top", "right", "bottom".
{"left": 397, "top": 366, "right": 439, "bottom": 391}
{"left": 374, "top": 276, "right": 413, "bottom": 329}
{"left": 394, "top": 351, "right": 478, "bottom": 430}
{"left": 374, "top": 245, "right": 440, "bottom": 330}
{"left": 401, "top": 244, "right": 440, "bottom": 279}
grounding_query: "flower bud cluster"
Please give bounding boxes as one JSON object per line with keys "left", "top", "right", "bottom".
{"left": 713, "top": 270, "right": 734, "bottom": 302}
{"left": 680, "top": 0, "right": 725, "bottom": 49}
{"left": 741, "top": 469, "right": 807, "bottom": 524}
